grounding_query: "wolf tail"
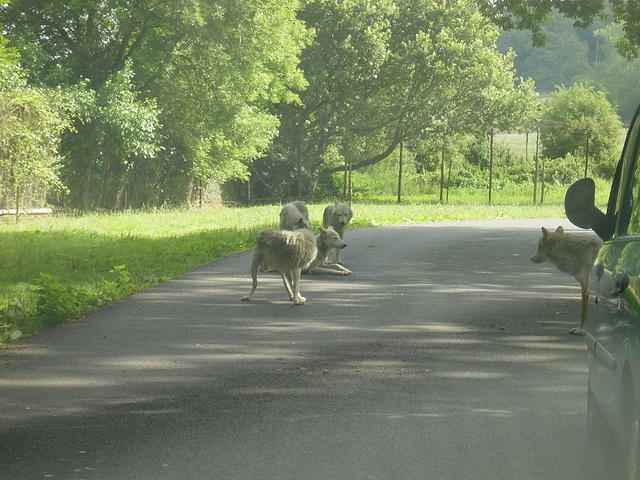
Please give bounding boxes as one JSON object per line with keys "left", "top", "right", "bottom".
{"left": 241, "top": 251, "right": 262, "bottom": 302}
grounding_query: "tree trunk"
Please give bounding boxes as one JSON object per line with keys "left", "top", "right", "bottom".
{"left": 488, "top": 129, "right": 494, "bottom": 205}
{"left": 439, "top": 133, "right": 446, "bottom": 204}
{"left": 540, "top": 161, "right": 545, "bottom": 205}
{"left": 14, "top": 184, "right": 21, "bottom": 223}
{"left": 343, "top": 161, "right": 348, "bottom": 199}
{"left": 533, "top": 126, "right": 539, "bottom": 204}
{"left": 397, "top": 139, "right": 403, "bottom": 204}
{"left": 446, "top": 154, "right": 453, "bottom": 203}
{"left": 584, "top": 131, "right": 590, "bottom": 178}
{"left": 347, "top": 160, "right": 353, "bottom": 202}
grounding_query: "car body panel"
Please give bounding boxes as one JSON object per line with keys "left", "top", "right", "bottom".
{"left": 589, "top": 239, "right": 640, "bottom": 445}
{"left": 575, "top": 102, "right": 640, "bottom": 462}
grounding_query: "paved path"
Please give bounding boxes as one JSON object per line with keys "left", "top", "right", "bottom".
{"left": 0, "top": 218, "right": 608, "bottom": 479}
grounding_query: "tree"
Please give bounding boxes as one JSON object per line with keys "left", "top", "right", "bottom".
{"left": 539, "top": 84, "right": 622, "bottom": 178}
{"left": 266, "top": 0, "right": 536, "bottom": 198}
{"left": 0, "top": 39, "right": 68, "bottom": 217}
{"left": 590, "top": 24, "right": 640, "bottom": 123}
{"left": 0, "top": 0, "right": 309, "bottom": 208}
{"left": 479, "top": 0, "right": 640, "bottom": 59}
{"left": 497, "top": 14, "right": 591, "bottom": 92}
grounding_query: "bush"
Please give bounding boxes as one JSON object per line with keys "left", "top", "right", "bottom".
{"left": 540, "top": 84, "right": 622, "bottom": 179}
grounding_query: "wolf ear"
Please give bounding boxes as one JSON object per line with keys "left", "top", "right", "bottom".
{"left": 555, "top": 226, "right": 564, "bottom": 234}
{"left": 320, "top": 227, "right": 327, "bottom": 234}
{"left": 541, "top": 227, "right": 550, "bottom": 239}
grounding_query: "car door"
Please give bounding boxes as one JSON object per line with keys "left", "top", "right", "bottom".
{"left": 588, "top": 108, "right": 640, "bottom": 439}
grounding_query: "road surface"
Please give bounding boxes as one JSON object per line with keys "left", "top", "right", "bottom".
{"left": 0, "top": 218, "right": 609, "bottom": 479}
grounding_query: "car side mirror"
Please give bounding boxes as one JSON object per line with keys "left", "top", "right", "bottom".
{"left": 564, "top": 178, "right": 612, "bottom": 240}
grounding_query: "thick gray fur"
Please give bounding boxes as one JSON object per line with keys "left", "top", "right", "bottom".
{"left": 242, "top": 228, "right": 317, "bottom": 305}
{"left": 530, "top": 225, "right": 602, "bottom": 335}
{"left": 303, "top": 226, "right": 353, "bottom": 275}
{"left": 322, "top": 202, "right": 353, "bottom": 264}
{"left": 279, "top": 201, "right": 310, "bottom": 230}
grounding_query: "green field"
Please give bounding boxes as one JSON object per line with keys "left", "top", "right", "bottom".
{"left": 494, "top": 128, "right": 628, "bottom": 158}
{"left": 0, "top": 190, "right": 610, "bottom": 346}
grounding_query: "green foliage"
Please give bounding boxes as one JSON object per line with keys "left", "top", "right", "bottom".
{"left": 0, "top": 33, "right": 68, "bottom": 210}
{"left": 34, "top": 273, "right": 85, "bottom": 324}
{"left": 0, "top": 85, "right": 69, "bottom": 212}
{"left": 540, "top": 84, "right": 622, "bottom": 178}
{"left": 33, "top": 264, "right": 135, "bottom": 325}
{"left": 260, "top": 0, "right": 538, "bottom": 199}
{"left": 0, "top": 0, "right": 310, "bottom": 209}
{"left": 497, "top": 12, "right": 640, "bottom": 124}
{"left": 482, "top": 0, "right": 640, "bottom": 59}
{"left": 497, "top": 14, "right": 591, "bottom": 93}
{"left": 61, "top": 65, "right": 161, "bottom": 208}
{"left": 0, "top": 35, "right": 25, "bottom": 91}
{"left": 590, "top": 24, "right": 640, "bottom": 123}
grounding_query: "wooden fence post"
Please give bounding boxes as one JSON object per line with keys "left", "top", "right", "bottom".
{"left": 584, "top": 130, "right": 590, "bottom": 178}
{"left": 533, "top": 125, "right": 539, "bottom": 204}
{"left": 397, "top": 138, "right": 403, "bottom": 204}
{"left": 488, "top": 128, "right": 494, "bottom": 205}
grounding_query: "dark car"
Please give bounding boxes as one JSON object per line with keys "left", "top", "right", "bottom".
{"left": 565, "top": 102, "right": 640, "bottom": 479}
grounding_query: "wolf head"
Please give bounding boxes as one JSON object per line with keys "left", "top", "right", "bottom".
{"left": 530, "top": 226, "right": 564, "bottom": 263}
{"left": 332, "top": 202, "right": 353, "bottom": 226}
{"left": 319, "top": 226, "right": 347, "bottom": 249}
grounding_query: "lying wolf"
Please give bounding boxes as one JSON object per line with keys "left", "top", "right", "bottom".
{"left": 304, "top": 226, "right": 353, "bottom": 276}
{"left": 279, "top": 201, "right": 310, "bottom": 230}
{"left": 242, "top": 228, "right": 317, "bottom": 305}
{"left": 530, "top": 225, "right": 602, "bottom": 335}
{"left": 322, "top": 202, "right": 353, "bottom": 264}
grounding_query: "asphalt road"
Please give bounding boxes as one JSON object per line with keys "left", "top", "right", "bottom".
{"left": 0, "top": 218, "right": 610, "bottom": 480}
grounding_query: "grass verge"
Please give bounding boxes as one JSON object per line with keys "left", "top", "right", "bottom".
{"left": 0, "top": 200, "right": 573, "bottom": 345}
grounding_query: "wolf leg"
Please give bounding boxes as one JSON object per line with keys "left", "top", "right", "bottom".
{"left": 335, "top": 230, "right": 347, "bottom": 264}
{"left": 291, "top": 268, "right": 306, "bottom": 304}
{"left": 241, "top": 254, "right": 262, "bottom": 302}
{"left": 326, "top": 263, "right": 352, "bottom": 275}
{"left": 308, "top": 264, "right": 352, "bottom": 275}
{"left": 569, "top": 284, "right": 588, "bottom": 335}
{"left": 280, "top": 271, "right": 294, "bottom": 300}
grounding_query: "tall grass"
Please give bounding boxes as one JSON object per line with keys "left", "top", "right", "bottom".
{"left": 0, "top": 193, "right": 602, "bottom": 345}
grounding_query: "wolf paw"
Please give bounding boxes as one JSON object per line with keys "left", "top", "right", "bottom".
{"left": 340, "top": 270, "right": 353, "bottom": 276}
{"left": 294, "top": 296, "right": 307, "bottom": 305}
{"left": 569, "top": 327, "right": 586, "bottom": 336}
{"left": 241, "top": 296, "right": 251, "bottom": 302}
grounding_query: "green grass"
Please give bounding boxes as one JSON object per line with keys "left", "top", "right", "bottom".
{"left": 494, "top": 132, "right": 538, "bottom": 157}
{"left": 494, "top": 128, "right": 628, "bottom": 157}
{"left": 0, "top": 187, "right": 608, "bottom": 345}
{"left": 364, "top": 179, "right": 611, "bottom": 208}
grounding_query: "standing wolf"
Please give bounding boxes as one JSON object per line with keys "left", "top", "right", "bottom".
{"left": 242, "top": 228, "right": 317, "bottom": 305}
{"left": 322, "top": 202, "right": 353, "bottom": 264}
{"left": 303, "top": 226, "right": 353, "bottom": 275}
{"left": 530, "top": 226, "right": 602, "bottom": 335}
{"left": 279, "top": 201, "right": 310, "bottom": 230}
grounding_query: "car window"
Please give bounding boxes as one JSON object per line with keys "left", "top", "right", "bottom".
{"left": 616, "top": 116, "right": 640, "bottom": 236}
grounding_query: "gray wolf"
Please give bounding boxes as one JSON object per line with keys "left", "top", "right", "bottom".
{"left": 303, "top": 226, "right": 353, "bottom": 275}
{"left": 322, "top": 202, "right": 353, "bottom": 264}
{"left": 242, "top": 228, "right": 317, "bottom": 305}
{"left": 530, "top": 225, "right": 602, "bottom": 335}
{"left": 279, "top": 201, "right": 310, "bottom": 230}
